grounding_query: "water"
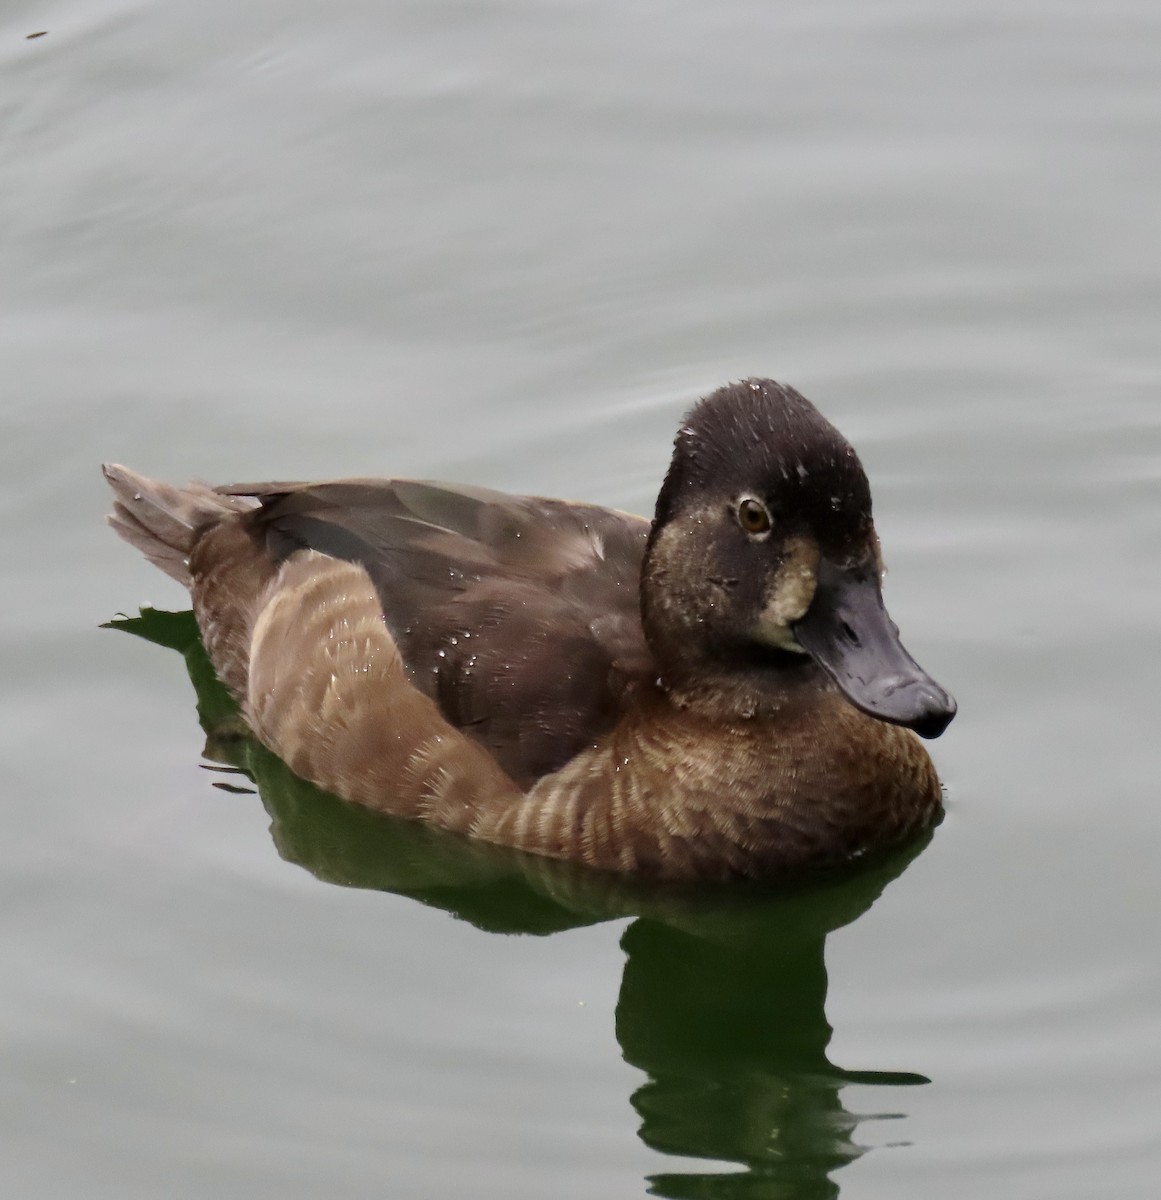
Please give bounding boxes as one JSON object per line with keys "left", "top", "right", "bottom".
{"left": 3, "top": 1, "right": 1159, "bottom": 1196}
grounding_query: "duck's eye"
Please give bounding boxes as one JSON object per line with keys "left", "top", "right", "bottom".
{"left": 735, "top": 496, "right": 772, "bottom": 536}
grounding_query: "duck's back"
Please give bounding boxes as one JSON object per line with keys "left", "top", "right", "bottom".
{"left": 223, "top": 479, "right": 654, "bottom": 787}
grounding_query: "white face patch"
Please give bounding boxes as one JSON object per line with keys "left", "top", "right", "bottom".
{"left": 754, "top": 536, "right": 819, "bottom": 654}
{"left": 755, "top": 619, "right": 809, "bottom": 654}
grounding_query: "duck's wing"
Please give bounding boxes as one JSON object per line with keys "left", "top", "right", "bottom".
{"left": 222, "top": 478, "right": 654, "bottom": 787}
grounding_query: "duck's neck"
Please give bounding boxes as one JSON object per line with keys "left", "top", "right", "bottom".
{"left": 657, "top": 654, "right": 823, "bottom": 723}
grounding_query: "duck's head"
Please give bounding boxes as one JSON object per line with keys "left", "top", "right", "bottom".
{"left": 642, "top": 379, "right": 956, "bottom": 739}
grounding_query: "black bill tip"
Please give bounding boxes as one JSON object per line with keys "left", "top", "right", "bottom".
{"left": 863, "top": 672, "right": 957, "bottom": 740}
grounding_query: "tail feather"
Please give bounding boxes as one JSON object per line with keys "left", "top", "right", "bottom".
{"left": 103, "top": 463, "right": 253, "bottom": 587}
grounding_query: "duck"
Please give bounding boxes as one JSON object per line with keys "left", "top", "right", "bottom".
{"left": 104, "top": 378, "right": 955, "bottom": 881}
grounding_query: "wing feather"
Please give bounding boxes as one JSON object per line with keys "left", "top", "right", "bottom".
{"left": 228, "top": 479, "right": 653, "bottom": 786}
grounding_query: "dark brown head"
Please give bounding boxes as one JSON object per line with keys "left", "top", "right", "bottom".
{"left": 642, "top": 379, "right": 955, "bottom": 738}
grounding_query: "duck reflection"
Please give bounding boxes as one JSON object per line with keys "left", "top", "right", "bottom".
{"left": 112, "top": 608, "right": 935, "bottom": 1199}
{"left": 617, "top": 881, "right": 928, "bottom": 1199}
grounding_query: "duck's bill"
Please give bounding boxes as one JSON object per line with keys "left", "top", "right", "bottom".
{"left": 792, "top": 560, "right": 957, "bottom": 739}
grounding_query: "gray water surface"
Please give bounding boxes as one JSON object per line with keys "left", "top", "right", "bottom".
{"left": 3, "top": 1, "right": 1160, "bottom": 1196}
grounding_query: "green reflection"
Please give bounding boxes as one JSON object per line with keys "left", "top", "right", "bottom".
{"left": 109, "top": 608, "right": 935, "bottom": 1198}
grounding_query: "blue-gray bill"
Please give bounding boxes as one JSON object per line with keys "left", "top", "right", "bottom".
{"left": 792, "top": 559, "right": 956, "bottom": 740}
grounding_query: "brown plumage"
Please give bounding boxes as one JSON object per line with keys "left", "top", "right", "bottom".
{"left": 104, "top": 378, "right": 956, "bottom": 881}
